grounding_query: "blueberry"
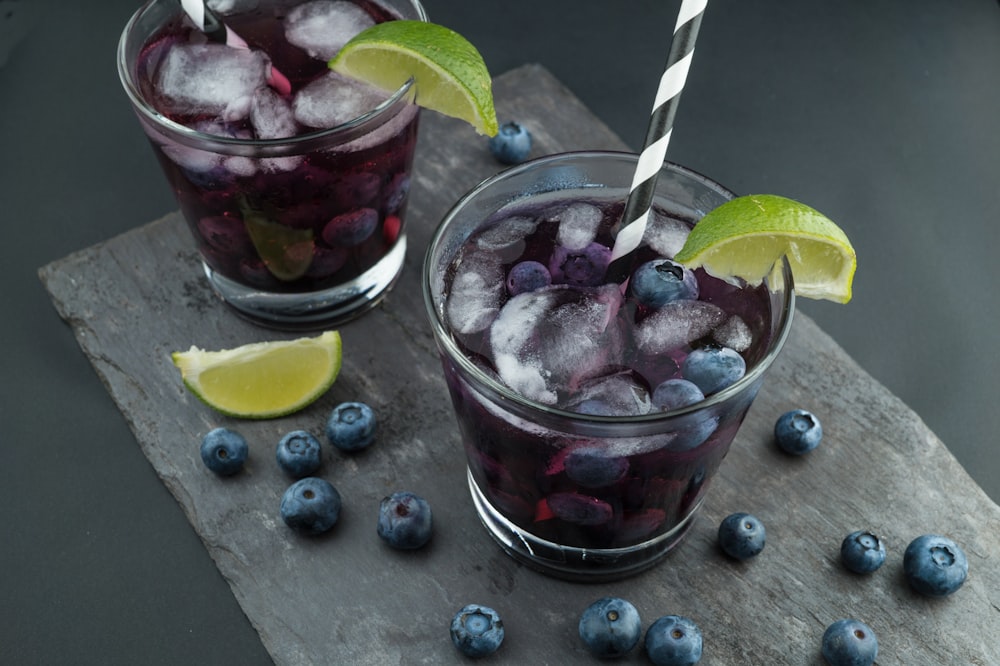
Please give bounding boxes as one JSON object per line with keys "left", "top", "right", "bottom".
{"left": 631, "top": 259, "right": 699, "bottom": 308}
{"left": 322, "top": 207, "right": 379, "bottom": 247}
{"left": 774, "top": 409, "right": 823, "bottom": 455}
{"left": 488, "top": 121, "right": 532, "bottom": 165}
{"left": 578, "top": 597, "right": 642, "bottom": 658}
{"left": 377, "top": 491, "right": 433, "bottom": 550}
{"left": 821, "top": 618, "right": 878, "bottom": 666}
{"left": 548, "top": 241, "right": 612, "bottom": 287}
{"left": 681, "top": 345, "right": 746, "bottom": 395}
{"left": 326, "top": 402, "right": 377, "bottom": 452}
{"left": 279, "top": 477, "right": 342, "bottom": 535}
{"left": 652, "top": 378, "right": 705, "bottom": 410}
{"left": 506, "top": 260, "right": 551, "bottom": 295}
{"left": 644, "top": 615, "right": 703, "bottom": 666}
{"left": 903, "top": 534, "right": 968, "bottom": 597}
{"left": 564, "top": 446, "right": 629, "bottom": 488}
{"left": 275, "top": 430, "right": 322, "bottom": 478}
{"left": 200, "top": 428, "right": 249, "bottom": 476}
{"left": 450, "top": 604, "right": 504, "bottom": 658}
{"left": 718, "top": 512, "right": 766, "bottom": 560}
{"left": 840, "top": 530, "right": 886, "bottom": 574}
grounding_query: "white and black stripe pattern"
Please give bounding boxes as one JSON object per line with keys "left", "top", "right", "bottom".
{"left": 607, "top": 0, "right": 708, "bottom": 283}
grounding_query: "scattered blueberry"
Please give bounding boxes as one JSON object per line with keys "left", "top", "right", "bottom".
{"left": 774, "top": 409, "right": 823, "bottom": 455}
{"left": 644, "top": 615, "right": 703, "bottom": 666}
{"left": 377, "top": 491, "right": 433, "bottom": 550}
{"left": 821, "top": 618, "right": 878, "bottom": 666}
{"left": 450, "top": 604, "right": 504, "bottom": 658}
{"left": 279, "top": 477, "right": 342, "bottom": 535}
{"left": 548, "top": 241, "right": 612, "bottom": 287}
{"left": 631, "top": 259, "right": 699, "bottom": 308}
{"left": 506, "top": 260, "right": 551, "bottom": 296}
{"left": 488, "top": 121, "right": 532, "bottom": 165}
{"left": 200, "top": 428, "right": 249, "bottom": 476}
{"left": 578, "top": 597, "right": 642, "bottom": 658}
{"left": 326, "top": 402, "right": 377, "bottom": 452}
{"left": 681, "top": 345, "right": 746, "bottom": 395}
{"left": 903, "top": 533, "right": 969, "bottom": 597}
{"left": 718, "top": 512, "right": 766, "bottom": 560}
{"left": 275, "top": 430, "right": 322, "bottom": 478}
{"left": 840, "top": 531, "right": 886, "bottom": 574}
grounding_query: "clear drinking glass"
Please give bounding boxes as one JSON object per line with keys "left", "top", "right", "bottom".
{"left": 118, "top": 0, "right": 427, "bottom": 329}
{"left": 424, "top": 151, "right": 795, "bottom": 580}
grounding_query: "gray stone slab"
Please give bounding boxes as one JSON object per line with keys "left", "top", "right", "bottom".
{"left": 39, "top": 65, "right": 1000, "bottom": 665}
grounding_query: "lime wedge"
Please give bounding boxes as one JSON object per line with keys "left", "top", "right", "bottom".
{"left": 172, "top": 331, "right": 342, "bottom": 419}
{"left": 242, "top": 205, "right": 315, "bottom": 282}
{"left": 329, "top": 20, "right": 498, "bottom": 136}
{"left": 674, "top": 194, "right": 857, "bottom": 303}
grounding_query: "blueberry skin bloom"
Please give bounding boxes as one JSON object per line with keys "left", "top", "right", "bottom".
{"left": 631, "top": 259, "right": 699, "bottom": 308}
{"left": 326, "top": 402, "right": 377, "bottom": 452}
{"left": 774, "top": 409, "right": 823, "bottom": 455}
{"left": 488, "top": 121, "right": 532, "bottom": 165}
{"left": 644, "top": 615, "right": 703, "bottom": 666}
{"left": 200, "top": 428, "right": 249, "bottom": 476}
{"left": 681, "top": 345, "right": 746, "bottom": 395}
{"left": 903, "top": 534, "right": 969, "bottom": 596}
{"left": 450, "top": 604, "right": 504, "bottom": 658}
{"left": 377, "top": 491, "right": 433, "bottom": 550}
{"left": 718, "top": 512, "right": 766, "bottom": 560}
{"left": 275, "top": 430, "right": 322, "bottom": 478}
{"left": 280, "top": 477, "right": 342, "bottom": 536}
{"left": 821, "top": 618, "right": 878, "bottom": 666}
{"left": 578, "top": 597, "right": 642, "bottom": 658}
{"left": 840, "top": 531, "right": 886, "bottom": 574}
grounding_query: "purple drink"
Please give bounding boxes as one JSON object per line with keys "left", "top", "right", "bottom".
{"left": 424, "top": 153, "right": 794, "bottom": 579}
{"left": 119, "top": 0, "right": 427, "bottom": 328}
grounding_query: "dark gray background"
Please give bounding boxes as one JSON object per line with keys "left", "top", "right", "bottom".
{"left": 2, "top": 0, "right": 997, "bottom": 663}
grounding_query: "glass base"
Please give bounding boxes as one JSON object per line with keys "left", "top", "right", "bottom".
{"left": 467, "top": 468, "right": 699, "bottom": 582}
{"left": 203, "top": 236, "right": 406, "bottom": 330}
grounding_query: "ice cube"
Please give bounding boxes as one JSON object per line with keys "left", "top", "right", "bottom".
{"left": 251, "top": 87, "right": 298, "bottom": 139}
{"left": 713, "top": 315, "right": 753, "bottom": 352}
{"left": 563, "top": 371, "right": 653, "bottom": 417}
{"left": 284, "top": 0, "right": 375, "bottom": 61}
{"left": 446, "top": 250, "right": 505, "bottom": 335}
{"left": 643, "top": 209, "right": 691, "bottom": 258}
{"left": 475, "top": 216, "right": 538, "bottom": 251}
{"left": 634, "top": 300, "right": 726, "bottom": 356}
{"left": 490, "top": 284, "right": 625, "bottom": 404}
{"left": 292, "top": 71, "right": 389, "bottom": 129}
{"left": 555, "top": 203, "right": 602, "bottom": 251}
{"left": 154, "top": 43, "right": 267, "bottom": 118}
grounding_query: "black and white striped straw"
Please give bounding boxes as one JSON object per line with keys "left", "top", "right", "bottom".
{"left": 606, "top": 0, "right": 708, "bottom": 284}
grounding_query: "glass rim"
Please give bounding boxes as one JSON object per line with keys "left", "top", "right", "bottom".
{"left": 116, "top": 0, "right": 428, "bottom": 150}
{"left": 422, "top": 150, "right": 797, "bottom": 426}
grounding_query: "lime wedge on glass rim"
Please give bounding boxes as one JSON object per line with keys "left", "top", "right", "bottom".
{"left": 171, "top": 331, "right": 342, "bottom": 419}
{"left": 674, "top": 194, "right": 857, "bottom": 303}
{"left": 329, "top": 20, "right": 498, "bottom": 136}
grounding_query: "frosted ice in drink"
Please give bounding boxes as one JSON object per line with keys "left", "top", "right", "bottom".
{"left": 119, "top": 0, "right": 425, "bottom": 327}
{"left": 425, "top": 153, "right": 793, "bottom": 579}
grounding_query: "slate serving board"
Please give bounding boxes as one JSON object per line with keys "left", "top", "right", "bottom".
{"left": 40, "top": 65, "right": 1000, "bottom": 665}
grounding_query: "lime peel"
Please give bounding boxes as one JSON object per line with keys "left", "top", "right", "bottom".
{"left": 674, "top": 194, "right": 856, "bottom": 303}
{"left": 329, "top": 20, "right": 498, "bottom": 136}
{"left": 172, "top": 331, "right": 342, "bottom": 419}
